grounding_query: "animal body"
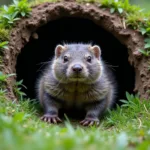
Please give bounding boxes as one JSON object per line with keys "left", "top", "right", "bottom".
{"left": 37, "top": 43, "right": 116, "bottom": 126}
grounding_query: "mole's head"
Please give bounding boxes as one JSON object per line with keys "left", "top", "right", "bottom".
{"left": 52, "top": 44, "right": 103, "bottom": 83}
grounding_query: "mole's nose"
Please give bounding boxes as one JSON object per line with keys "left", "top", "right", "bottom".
{"left": 72, "top": 64, "right": 83, "bottom": 73}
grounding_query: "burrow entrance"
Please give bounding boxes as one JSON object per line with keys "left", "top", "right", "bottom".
{"left": 16, "top": 17, "right": 135, "bottom": 103}
{"left": 4, "top": 2, "right": 149, "bottom": 101}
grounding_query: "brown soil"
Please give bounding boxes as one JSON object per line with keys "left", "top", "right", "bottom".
{"left": 3, "top": 1, "right": 150, "bottom": 100}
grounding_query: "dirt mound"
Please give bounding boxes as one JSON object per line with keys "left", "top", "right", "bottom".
{"left": 3, "top": 1, "right": 149, "bottom": 100}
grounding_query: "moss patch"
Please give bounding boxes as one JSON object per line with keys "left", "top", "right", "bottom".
{"left": 0, "top": 29, "right": 9, "bottom": 41}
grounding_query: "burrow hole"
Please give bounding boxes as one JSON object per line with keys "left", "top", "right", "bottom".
{"left": 16, "top": 17, "right": 135, "bottom": 104}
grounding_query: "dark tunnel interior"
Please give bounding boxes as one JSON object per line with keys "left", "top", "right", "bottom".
{"left": 16, "top": 17, "right": 135, "bottom": 105}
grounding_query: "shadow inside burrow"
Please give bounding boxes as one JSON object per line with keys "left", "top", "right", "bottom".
{"left": 16, "top": 17, "right": 135, "bottom": 118}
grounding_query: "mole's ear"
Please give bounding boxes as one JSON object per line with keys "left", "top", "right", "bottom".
{"left": 55, "top": 45, "right": 66, "bottom": 58}
{"left": 89, "top": 45, "right": 101, "bottom": 59}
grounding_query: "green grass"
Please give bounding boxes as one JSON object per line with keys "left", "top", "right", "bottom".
{"left": 0, "top": 93, "right": 150, "bottom": 150}
{"left": 0, "top": 1, "right": 150, "bottom": 149}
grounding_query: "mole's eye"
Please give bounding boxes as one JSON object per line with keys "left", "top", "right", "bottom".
{"left": 64, "top": 56, "right": 69, "bottom": 63}
{"left": 87, "top": 56, "right": 92, "bottom": 63}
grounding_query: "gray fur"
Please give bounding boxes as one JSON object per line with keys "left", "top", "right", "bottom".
{"left": 36, "top": 43, "right": 116, "bottom": 125}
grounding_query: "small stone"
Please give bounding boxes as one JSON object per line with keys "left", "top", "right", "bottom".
{"left": 6, "top": 55, "right": 9, "bottom": 60}
{"left": 133, "top": 51, "right": 142, "bottom": 58}
{"left": 86, "top": 3, "right": 90, "bottom": 6}
{"left": 32, "top": 32, "right": 39, "bottom": 39}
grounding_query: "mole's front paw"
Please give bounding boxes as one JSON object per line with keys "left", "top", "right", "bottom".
{"left": 80, "top": 118, "right": 100, "bottom": 126}
{"left": 41, "top": 114, "right": 62, "bottom": 124}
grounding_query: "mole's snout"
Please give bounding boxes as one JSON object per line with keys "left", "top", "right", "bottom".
{"left": 72, "top": 64, "right": 83, "bottom": 73}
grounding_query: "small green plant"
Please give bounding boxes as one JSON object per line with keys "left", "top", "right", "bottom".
{"left": 0, "top": 72, "right": 15, "bottom": 90}
{"left": 0, "top": 0, "right": 31, "bottom": 29}
{"left": 0, "top": 89, "right": 7, "bottom": 98}
{"left": 0, "top": 41, "right": 9, "bottom": 52}
{"left": 0, "top": 12, "right": 20, "bottom": 28}
{"left": 120, "top": 92, "right": 141, "bottom": 109}
{"left": 101, "top": 0, "right": 141, "bottom": 14}
{"left": 139, "top": 38, "right": 150, "bottom": 57}
{"left": 139, "top": 34, "right": 150, "bottom": 56}
{"left": 101, "top": 0, "right": 124, "bottom": 14}
{"left": 105, "top": 91, "right": 150, "bottom": 130}
{"left": 11, "top": 0, "right": 31, "bottom": 17}
{"left": 13, "top": 80, "right": 27, "bottom": 101}
{"left": 0, "top": 72, "right": 15, "bottom": 83}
